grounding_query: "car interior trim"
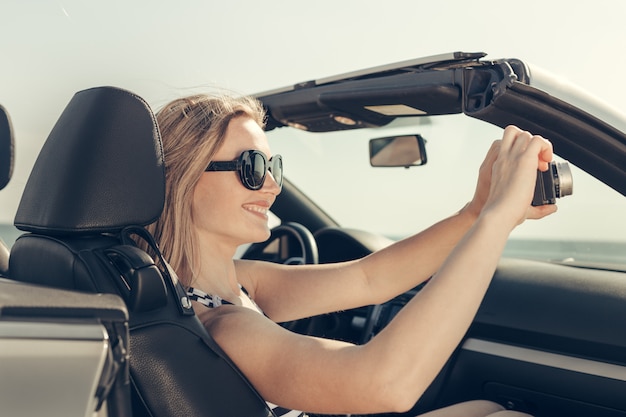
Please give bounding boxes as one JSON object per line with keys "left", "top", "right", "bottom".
{"left": 0, "top": 320, "right": 107, "bottom": 340}
{"left": 463, "top": 338, "right": 626, "bottom": 382}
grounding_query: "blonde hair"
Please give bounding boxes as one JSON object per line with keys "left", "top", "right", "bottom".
{"left": 146, "top": 93, "right": 266, "bottom": 287}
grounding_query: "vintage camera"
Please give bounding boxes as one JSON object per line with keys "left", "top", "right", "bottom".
{"left": 532, "top": 161, "right": 573, "bottom": 206}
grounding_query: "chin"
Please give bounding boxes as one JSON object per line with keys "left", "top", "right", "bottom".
{"left": 255, "top": 232, "right": 272, "bottom": 243}
{"left": 248, "top": 227, "right": 271, "bottom": 244}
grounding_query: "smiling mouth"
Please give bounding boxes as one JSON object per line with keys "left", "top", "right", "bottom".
{"left": 243, "top": 205, "right": 269, "bottom": 215}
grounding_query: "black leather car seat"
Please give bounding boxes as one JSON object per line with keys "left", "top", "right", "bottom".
{"left": 9, "top": 86, "right": 274, "bottom": 417}
{"left": 0, "top": 104, "right": 14, "bottom": 276}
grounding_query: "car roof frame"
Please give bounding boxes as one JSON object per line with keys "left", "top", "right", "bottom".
{"left": 257, "top": 52, "right": 626, "bottom": 197}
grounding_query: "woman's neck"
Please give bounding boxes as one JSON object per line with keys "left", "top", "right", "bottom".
{"left": 192, "top": 234, "right": 242, "bottom": 304}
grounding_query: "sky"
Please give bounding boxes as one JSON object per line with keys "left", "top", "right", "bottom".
{"left": 1, "top": 0, "right": 626, "bottom": 227}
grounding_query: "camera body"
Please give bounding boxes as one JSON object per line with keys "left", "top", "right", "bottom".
{"left": 532, "top": 161, "right": 574, "bottom": 206}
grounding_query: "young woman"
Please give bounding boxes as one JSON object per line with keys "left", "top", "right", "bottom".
{"left": 148, "top": 93, "right": 557, "bottom": 417}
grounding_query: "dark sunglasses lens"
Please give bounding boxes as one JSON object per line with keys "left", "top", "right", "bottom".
{"left": 243, "top": 152, "right": 267, "bottom": 190}
{"left": 240, "top": 151, "right": 282, "bottom": 190}
{"left": 270, "top": 156, "right": 283, "bottom": 188}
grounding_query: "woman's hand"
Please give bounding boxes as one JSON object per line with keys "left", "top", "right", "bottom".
{"left": 464, "top": 139, "right": 501, "bottom": 219}
{"left": 483, "top": 125, "right": 557, "bottom": 228}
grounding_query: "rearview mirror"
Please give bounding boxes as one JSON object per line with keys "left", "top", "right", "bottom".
{"left": 369, "top": 134, "right": 427, "bottom": 168}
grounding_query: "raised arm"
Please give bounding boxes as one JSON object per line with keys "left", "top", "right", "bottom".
{"left": 239, "top": 128, "right": 554, "bottom": 323}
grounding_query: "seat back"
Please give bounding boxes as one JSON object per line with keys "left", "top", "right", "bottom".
{"left": 0, "top": 104, "right": 14, "bottom": 276}
{"left": 9, "top": 87, "right": 274, "bottom": 417}
{"left": 0, "top": 104, "right": 13, "bottom": 191}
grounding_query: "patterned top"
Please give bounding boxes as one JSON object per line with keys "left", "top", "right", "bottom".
{"left": 187, "top": 286, "right": 232, "bottom": 308}
{"left": 187, "top": 286, "right": 307, "bottom": 417}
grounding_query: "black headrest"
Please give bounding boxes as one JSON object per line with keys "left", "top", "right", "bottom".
{"left": 0, "top": 104, "right": 13, "bottom": 191}
{"left": 14, "top": 86, "right": 165, "bottom": 234}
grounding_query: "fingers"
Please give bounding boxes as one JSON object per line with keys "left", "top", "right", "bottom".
{"left": 500, "top": 125, "right": 525, "bottom": 151}
{"left": 537, "top": 139, "right": 554, "bottom": 171}
{"left": 466, "top": 140, "right": 502, "bottom": 218}
{"left": 501, "top": 125, "right": 553, "bottom": 171}
{"left": 477, "top": 140, "right": 500, "bottom": 178}
{"left": 484, "top": 140, "right": 501, "bottom": 165}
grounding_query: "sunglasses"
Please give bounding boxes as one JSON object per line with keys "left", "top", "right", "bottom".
{"left": 205, "top": 150, "right": 283, "bottom": 191}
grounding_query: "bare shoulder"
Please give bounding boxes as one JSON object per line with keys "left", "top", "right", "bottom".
{"left": 195, "top": 302, "right": 280, "bottom": 342}
{"left": 194, "top": 302, "right": 252, "bottom": 326}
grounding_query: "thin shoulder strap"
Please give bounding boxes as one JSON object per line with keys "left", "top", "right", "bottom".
{"left": 119, "top": 225, "right": 194, "bottom": 316}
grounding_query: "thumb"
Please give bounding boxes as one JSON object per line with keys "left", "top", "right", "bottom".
{"left": 527, "top": 204, "right": 558, "bottom": 220}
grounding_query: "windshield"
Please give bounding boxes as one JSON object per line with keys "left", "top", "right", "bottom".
{"left": 268, "top": 114, "right": 626, "bottom": 269}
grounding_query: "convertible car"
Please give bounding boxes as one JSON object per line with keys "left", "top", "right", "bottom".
{"left": 1, "top": 51, "right": 626, "bottom": 417}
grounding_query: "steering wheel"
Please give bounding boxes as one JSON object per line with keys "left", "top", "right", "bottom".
{"left": 242, "top": 222, "right": 319, "bottom": 265}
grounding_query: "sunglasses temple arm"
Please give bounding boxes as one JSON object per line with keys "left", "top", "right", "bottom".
{"left": 206, "top": 161, "right": 241, "bottom": 172}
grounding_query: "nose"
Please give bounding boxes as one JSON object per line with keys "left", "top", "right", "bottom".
{"left": 262, "top": 171, "right": 282, "bottom": 195}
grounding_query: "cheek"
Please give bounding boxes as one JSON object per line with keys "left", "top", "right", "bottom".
{"left": 192, "top": 180, "right": 218, "bottom": 219}
{"left": 192, "top": 176, "right": 241, "bottom": 223}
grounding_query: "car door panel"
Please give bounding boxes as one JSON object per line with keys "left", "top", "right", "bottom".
{"left": 436, "top": 258, "right": 626, "bottom": 416}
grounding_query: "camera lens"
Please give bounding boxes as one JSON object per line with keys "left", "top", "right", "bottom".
{"left": 553, "top": 161, "right": 573, "bottom": 198}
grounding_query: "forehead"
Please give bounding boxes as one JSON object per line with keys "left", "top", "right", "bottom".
{"left": 217, "top": 116, "right": 271, "bottom": 158}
